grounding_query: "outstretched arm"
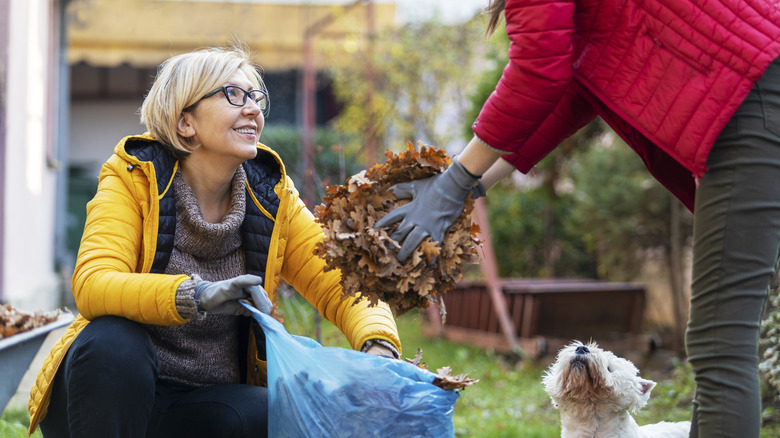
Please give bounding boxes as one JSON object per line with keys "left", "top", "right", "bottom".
{"left": 456, "top": 136, "right": 505, "bottom": 176}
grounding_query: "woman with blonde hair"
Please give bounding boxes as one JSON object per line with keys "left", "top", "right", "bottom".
{"left": 29, "top": 45, "right": 401, "bottom": 438}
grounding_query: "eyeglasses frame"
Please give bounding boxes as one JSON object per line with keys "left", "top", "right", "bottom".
{"left": 195, "top": 85, "right": 270, "bottom": 118}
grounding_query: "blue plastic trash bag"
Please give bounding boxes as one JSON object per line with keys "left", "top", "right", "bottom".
{"left": 242, "top": 303, "right": 460, "bottom": 438}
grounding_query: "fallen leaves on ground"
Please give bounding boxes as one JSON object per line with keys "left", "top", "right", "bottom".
{"left": 0, "top": 304, "right": 65, "bottom": 340}
{"left": 313, "top": 141, "right": 481, "bottom": 315}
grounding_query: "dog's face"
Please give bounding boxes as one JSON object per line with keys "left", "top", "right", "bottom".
{"left": 543, "top": 341, "right": 656, "bottom": 414}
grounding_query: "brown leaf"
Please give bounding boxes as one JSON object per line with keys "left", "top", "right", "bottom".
{"left": 403, "top": 347, "right": 478, "bottom": 391}
{"left": 432, "top": 366, "right": 479, "bottom": 391}
{"left": 313, "top": 141, "right": 482, "bottom": 314}
{"left": 404, "top": 348, "right": 426, "bottom": 368}
{"left": 1, "top": 303, "right": 64, "bottom": 339}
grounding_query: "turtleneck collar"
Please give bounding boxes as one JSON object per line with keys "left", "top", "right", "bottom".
{"left": 172, "top": 165, "right": 247, "bottom": 259}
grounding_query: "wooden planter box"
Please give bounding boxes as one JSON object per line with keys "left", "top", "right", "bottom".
{"left": 423, "top": 279, "right": 648, "bottom": 357}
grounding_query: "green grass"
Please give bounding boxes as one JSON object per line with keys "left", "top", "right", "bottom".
{"left": 392, "top": 311, "right": 559, "bottom": 437}
{"left": 5, "top": 299, "right": 779, "bottom": 437}
{"left": 0, "top": 408, "right": 41, "bottom": 438}
{"left": 322, "top": 307, "right": 780, "bottom": 438}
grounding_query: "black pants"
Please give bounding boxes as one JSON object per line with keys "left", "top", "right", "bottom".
{"left": 686, "top": 57, "right": 780, "bottom": 437}
{"left": 40, "top": 316, "right": 268, "bottom": 438}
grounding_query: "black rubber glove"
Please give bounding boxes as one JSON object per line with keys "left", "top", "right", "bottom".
{"left": 374, "top": 156, "right": 485, "bottom": 261}
{"left": 194, "top": 274, "right": 272, "bottom": 315}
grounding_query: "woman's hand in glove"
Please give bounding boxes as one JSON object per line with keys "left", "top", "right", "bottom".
{"left": 374, "top": 156, "right": 484, "bottom": 262}
{"left": 194, "top": 274, "right": 272, "bottom": 315}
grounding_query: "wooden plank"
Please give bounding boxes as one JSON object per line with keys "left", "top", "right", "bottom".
{"left": 478, "top": 287, "right": 493, "bottom": 332}
{"left": 444, "top": 289, "right": 461, "bottom": 327}
{"left": 521, "top": 294, "right": 535, "bottom": 338}
{"left": 440, "top": 326, "right": 544, "bottom": 357}
{"left": 425, "top": 279, "right": 649, "bottom": 357}
{"left": 510, "top": 295, "right": 524, "bottom": 335}
{"left": 465, "top": 290, "right": 476, "bottom": 328}
{"left": 487, "top": 295, "right": 501, "bottom": 334}
{"left": 530, "top": 290, "right": 644, "bottom": 339}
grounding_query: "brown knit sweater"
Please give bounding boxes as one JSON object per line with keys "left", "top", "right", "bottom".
{"left": 144, "top": 166, "right": 247, "bottom": 387}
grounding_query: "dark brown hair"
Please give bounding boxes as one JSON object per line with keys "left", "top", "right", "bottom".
{"left": 485, "top": 0, "right": 506, "bottom": 36}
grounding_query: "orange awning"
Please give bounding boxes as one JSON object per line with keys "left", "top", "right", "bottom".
{"left": 67, "top": 0, "right": 396, "bottom": 70}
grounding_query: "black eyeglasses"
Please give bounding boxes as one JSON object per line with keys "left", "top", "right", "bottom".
{"left": 199, "top": 85, "right": 270, "bottom": 117}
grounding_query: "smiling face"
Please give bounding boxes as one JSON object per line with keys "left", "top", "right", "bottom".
{"left": 177, "top": 71, "right": 264, "bottom": 166}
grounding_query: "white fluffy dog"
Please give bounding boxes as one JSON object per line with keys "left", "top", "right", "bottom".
{"left": 542, "top": 341, "right": 690, "bottom": 438}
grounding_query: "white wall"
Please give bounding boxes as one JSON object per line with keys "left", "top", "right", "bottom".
{"left": 68, "top": 99, "right": 146, "bottom": 166}
{"left": 3, "top": 0, "right": 60, "bottom": 311}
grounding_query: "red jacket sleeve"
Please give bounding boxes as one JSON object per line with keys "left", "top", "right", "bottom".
{"left": 503, "top": 82, "right": 597, "bottom": 172}
{"left": 473, "top": 0, "right": 576, "bottom": 153}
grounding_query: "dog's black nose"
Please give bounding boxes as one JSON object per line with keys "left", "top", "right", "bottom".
{"left": 575, "top": 345, "right": 590, "bottom": 355}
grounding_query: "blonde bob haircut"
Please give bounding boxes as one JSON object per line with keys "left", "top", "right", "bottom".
{"left": 140, "top": 44, "right": 266, "bottom": 157}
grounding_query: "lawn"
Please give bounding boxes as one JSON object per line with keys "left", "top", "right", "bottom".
{"left": 4, "top": 299, "right": 780, "bottom": 437}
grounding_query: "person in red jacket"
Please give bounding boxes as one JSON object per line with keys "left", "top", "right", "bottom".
{"left": 375, "top": 1, "right": 780, "bottom": 437}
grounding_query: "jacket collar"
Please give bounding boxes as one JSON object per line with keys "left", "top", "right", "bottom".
{"left": 113, "top": 133, "right": 288, "bottom": 196}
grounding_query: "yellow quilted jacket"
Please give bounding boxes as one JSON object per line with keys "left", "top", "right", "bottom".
{"left": 27, "top": 134, "right": 401, "bottom": 434}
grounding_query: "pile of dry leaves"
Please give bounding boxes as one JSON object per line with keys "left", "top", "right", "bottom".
{"left": 1, "top": 304, "right": 64, "bottom": 340}
{"left": 313, "top": 141, "right": 481, "bottom": 315}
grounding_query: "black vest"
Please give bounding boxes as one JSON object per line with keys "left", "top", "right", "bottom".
{"left": 124, "top": 139, "right": 282, "bottom": 278}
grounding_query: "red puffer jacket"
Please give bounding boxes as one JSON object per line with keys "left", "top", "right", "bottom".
{"left": 473, "top": 0, "right": 780, "bottom": 210}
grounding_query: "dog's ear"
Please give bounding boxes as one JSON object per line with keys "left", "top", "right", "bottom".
{"left": 639, "top": 378, "right": 656, "bottom": 396}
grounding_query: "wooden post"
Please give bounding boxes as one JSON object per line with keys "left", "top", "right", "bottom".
{"left": 473, "top": 197, "right": 524, "bottom": 357}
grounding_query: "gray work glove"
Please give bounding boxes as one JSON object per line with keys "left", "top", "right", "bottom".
{"left": 374, "top": 156, "right": 486, "bottom": 262}
{"left": 194, "top": 274, "right": 273, "bottom": 315}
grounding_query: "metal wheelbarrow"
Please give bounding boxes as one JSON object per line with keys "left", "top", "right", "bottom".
{"left": 0, "top": 311, "right": 75, "bottom": 414}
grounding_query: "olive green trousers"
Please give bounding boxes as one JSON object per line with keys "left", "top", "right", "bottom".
{"left": 687, "top": 57, "right": 780, "bottom": 438}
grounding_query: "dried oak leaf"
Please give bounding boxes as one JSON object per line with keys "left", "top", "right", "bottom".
{"left": 431, "top": 366, "right": 479, "bottom": 391}
{"left": 405, "top": 348, "right": 427, "bottom": 369}
{"left": 404, "top": 347, "right": 478, "bottom": 391}
{"left": 313, "top": 141, "right": 481, "bottom": 315}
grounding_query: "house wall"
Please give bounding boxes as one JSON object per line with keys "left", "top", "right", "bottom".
{"left": 2, "top": 0, "right": 61, "bottom": 311}
{"left": 0, "top": 0, "right": 8, "bottom": 304}
{"left": 69, "top": 100, "right": 146, "bottom": 165}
